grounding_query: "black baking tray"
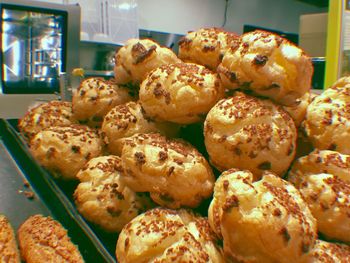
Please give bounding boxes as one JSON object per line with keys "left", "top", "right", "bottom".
{"left": 0, "top": 118, "right": 116, "bottom": 263}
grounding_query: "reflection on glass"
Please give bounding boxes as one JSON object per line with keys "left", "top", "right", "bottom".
{"left": 1, "top": 7, "right": 65, "bottom": 93}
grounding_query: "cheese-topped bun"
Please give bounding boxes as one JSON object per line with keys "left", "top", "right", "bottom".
{"left": 18, "top": 101, "right": 76, "bottom": 142}
{"left": 283, "top": 91, "right": 311, "bottom": 127}
{"left": 18, "top": 215, "right": 84, "bottom": 263}
{"left": 101, "top": 101, "right": 179, "bottom": 155}
{"left": 114, "top": 38, "right": 181, "bottom": 85}
{"left": 116, "top": 208, "right": 224, "bottom": 263}
{"left": 139, "top": 62, "right": 224, "bottom": 124}
{"left": 288, "top": 150, "right": 350, "bottom": 243}
{"left": 204, "top": 92, "right": 297, "bottom": 179}
{"left": 72, "top": 78, "right": 132, "bottom": 127}
{"left": 302, "top": 240, "right": 350, "bottom": 263}
{"left": 208, "top": 169, "right": 317, "bottom": 263}
{"left": 303, "top": 76, "right": 350, "bottom": 154}
{"left": 29, "top": 124, "right": 103, "bottom": 180}
{"left": 74, "top": 155, "right": 153, "bottom": 232}
{"left": 120, "top": 133, "right": 215, "bottom": 209}
{"left": 0, "top": 215, "right": 20, "bottom": 263}
{"left": 178, "top": 27, "right": 239, "bottom": 70}
{"left": 217, "top": 30, "right": 313, "bottom": 106}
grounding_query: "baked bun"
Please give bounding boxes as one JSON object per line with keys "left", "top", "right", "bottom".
{"left": 29, "top": 124, "right": 103, "bottom": 180}
{"left": 116, "top": 208, "right": 224, "bottom": 263}
{"left": 18, "top": 101, "right": 75, "bottom": 141}
{"left": 0, "top": 215, "right": 20, "bottom": 262}
{"left": 288, "top": 150, "right": 350, "bottom": 242}
{"left": 101, "top": 101, "right": 179, "bottom": 155}
{"left": 178, "top": 27, "right": 239, "bottom": 70}
{"left": 208, "top": 169, "right": 317, "bottom": 263}
{"left": 139, "top": 62, "right": 224, "bottom": 124}
{"left": 217, "top": 30, "right": 313, "bottom": 106}
{"left": 114, "top": 38, "right": 181, "bottom": 85}
{"left": 302, "top": 240, "right": 350, "bottom": 263}
{"left": 120, "top": 133, "right": 215, "bottom": 209}
{"left": 74, "top": 155, "right": 153, "bottom": 232}
{"left": 303, "top": 76, "right": 350, "bottom": 154}
{"left": 283, "top": 91, "right": 311, "bottom": 127}
{"left": 204, "top": 92, "right": 297, "bottom": 179}
{"left": 72, "top": 78, "right": 132, "bottom": 127}
{"left": 18, "top": 215, "right": 84, "bottom": 263}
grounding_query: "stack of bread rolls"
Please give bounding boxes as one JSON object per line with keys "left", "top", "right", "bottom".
{"left": 17, "top": 28, "right": 350, "bottom": 262}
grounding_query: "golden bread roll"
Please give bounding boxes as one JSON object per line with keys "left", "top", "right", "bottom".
{"left": 17, "top": 215, "right": 84, "bottom": 263}
{"left": 18, "top": 101, "right": 75, "bottom": 142}
{"left": 217, "top": 30, "right": 313, "bottom": 106}
{"left": 303, "top": 76, "right": 350, "bottom": 154}
{"left": 139, "top": 62, "right": 224, "bottom": 124}
{"left": 204, "top": 92, "right": 297, "bottom": 179}
{"left": 178, "top": 27, "right": 239, "bottom": 70}
{"left": 302, "top": 240, "right": 350, "bottom": 263}
{"left": 116, "top": 208, "right": 224, "bottom": 263}
{"left": 208, "top": 169, "right": 317, "bottom": 263}
{"left": 29, "top": 124, "right": 103, "bottom": 180}
{"left": 74, "top": 155, "right": 153, "bottom": 232}
{"left": 114, "top": 38, "right": 181, "bottom": 85}
{"left": 288, "top": 150, "right": 350, "bottom": 242}
{"left": 120, "top": 133, "right": 215, "bottom": 209}
{"left": 101, "top": 101, "right": 179, "bottom": 155}
{"left": 0, "top": 215, "right": 20, "bottom": 263}
{"left": 72, "top": 78, "right": 132, "bottom": 127}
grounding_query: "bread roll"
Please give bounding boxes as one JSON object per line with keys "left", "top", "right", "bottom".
{"left": 18, "top": 101, "right": 75, "bottom": 142}
{"left": 139, "top": 62, "right": 224, "bottom": 124}
{"left": 288, "top": 150, "right": 350, "bottom": 242}
{"left": 120, "top": 133, "right": 215, "bottom": 209}
{"left": 0, "top": 215, "right": 20, "bottom": 263}
{"left": 178, "top": 27, "right": 239, "bottom": 70}
{"left": 303, "top": 76, "right": 350, "bottom": 154}
{"left": 29, "top": 124, "right": 103, "bottom": 180}
{"left": 74, "top": 155, "right": 153, "bottom": 232}
{"left": 18, "top": 215, "right": 84, "bottom": 263}
{"left": 217, "top": 30, "right": 313, "bottom": 106}
{"left": 208, "top": 169, "right": 317, "bottom": 263}
{"left": 204, "top": 92, "right": 297, "bottom": 179}
{"left": 114, "top": 38, "right": 181, "bottom": 85}
{"left": 116, "top": 208, "right": 224, "bottom": 263}
{"left": 72, "top": 78, "right": 132, "bottom": 127}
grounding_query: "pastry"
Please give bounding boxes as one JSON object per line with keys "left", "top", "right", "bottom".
{"left": 74, "top": 155, "right": 153, "bottom": 232}
{"left": 72, "top": 78, "right": 132, "bottom": 127}
{"left": 116, "top": 207, "right": 224, "bottom": 263}
{"left": 17, "top": 215, "right": 84, "bottom": 263}
{"left": 178, "top": 27, "right": 239, "bottom": 70}
{"left": 139, "top": 62, "right": 224, "bottom": 124}
{"left": 288, "top": 150, "right": 350, "bottom": 242}
{"left": 18, "top": 101, "right": 75, "bottom": 142}
{"left": 114, "top": 38, "right": 181, "bottom": 85}
{"left": 204, "top": 92, "right": 297, "bottom": 179}
{"left": 29, "top": 124, "right": 103, "bottom": 180}
{"left": 0, "top": 215, "right": 20, "bottom": 263}
{"left": 208, "top": 169, "right": 317, "bottom": 263}
{"left": 302, "top": 240, "right": 350, "bottom": 263}
{"left": 120, "top": 133, "right": 215, "bottom": 209}
{"left": 101, "top": 101, "right": 177, "bottom": 155}
{"left": 303, "top": 76, "right": 350, "bottom": 154}
{"left": 217, "top": 30, "right": 313, "bottom": 106}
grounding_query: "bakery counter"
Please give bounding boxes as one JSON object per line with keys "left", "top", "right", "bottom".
{"left": 0, "top": 119, "right": 116, "bottom": 263}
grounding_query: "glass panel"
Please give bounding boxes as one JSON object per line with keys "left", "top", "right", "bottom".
{"left": 1, "top": 7, "right": 65, "bottom": 93}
